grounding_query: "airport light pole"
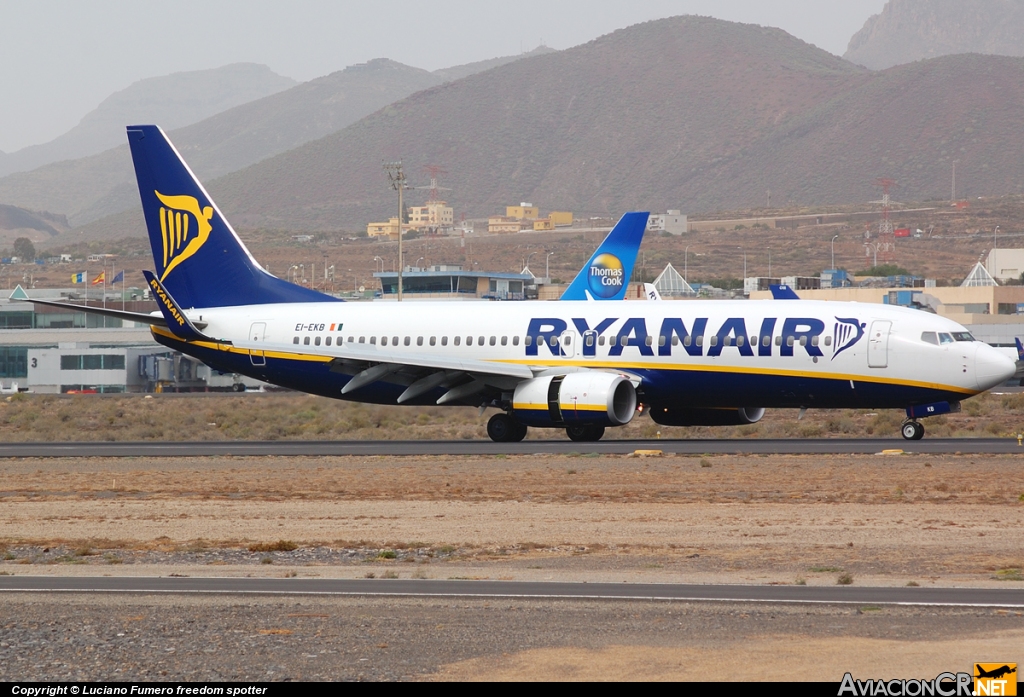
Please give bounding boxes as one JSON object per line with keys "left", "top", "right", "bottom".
{"left": 546, "top": 252, "right": 554, "bottom": 281}
{"left": 383, "top": 161, "right": 407, "bottom": 301}
{"left": 684, "top": 245, "right": 690, "bottom": 284}
{"left": 993, "top": 226, "right": 1000, "bottom": 280}
{"left": 831, "top": 235, "right": 839, "bottom": 270}
{"left": 524, "top": 251, "right": 536, "bottom": 274}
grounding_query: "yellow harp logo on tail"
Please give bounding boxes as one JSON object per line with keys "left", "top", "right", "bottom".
{"left": 155, "top": 191, "right": 214, "bottom": 281}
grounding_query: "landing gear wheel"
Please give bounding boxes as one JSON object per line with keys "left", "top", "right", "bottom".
{"left": 901, "top": 421, "right": 924, "bottom": 441}
{"left": 488, "top": 413, "right": 526, "bottom": 442}
{"left": 566, "top": 424, "right": 606, "bottom": 442}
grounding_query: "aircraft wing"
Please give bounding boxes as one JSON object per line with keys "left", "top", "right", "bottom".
{"left": 234, "top": 337, "right": 537, "bottom": 403}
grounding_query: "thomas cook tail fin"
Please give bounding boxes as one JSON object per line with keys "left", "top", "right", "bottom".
{"left": 560, "top": 212, "right": 648, "bottom": 301}
{"left": 127, "top": 125, "right": 338, "bottom": 309}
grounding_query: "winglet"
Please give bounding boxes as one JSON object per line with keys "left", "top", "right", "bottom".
{"left": 770, "top": 284, "right": 800, "bottom": 300}
{"left": 8, "top": 285, "right": 29, "bottom": 301}
{"left": 143, "top": 270, "right": 218, "bottom": 342}
{"left": 560, "top": 212, "right": 649, "bottom": 301}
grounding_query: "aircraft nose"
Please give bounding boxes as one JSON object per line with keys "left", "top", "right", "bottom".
{"left": 974, "top": 343, "right": 1017, "bottom": 391}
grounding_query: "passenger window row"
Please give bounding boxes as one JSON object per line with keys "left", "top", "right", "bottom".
{"left": 289, "top": 333, "right": 834, "bottom": 350}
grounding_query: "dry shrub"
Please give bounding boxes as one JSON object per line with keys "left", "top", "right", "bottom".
{"left": 247, "top": 540, "right": 298, "bottom": 552}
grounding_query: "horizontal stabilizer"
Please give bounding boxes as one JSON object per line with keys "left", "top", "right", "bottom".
{"left": 10, "top": 286, "right": 168, "bottom": 327}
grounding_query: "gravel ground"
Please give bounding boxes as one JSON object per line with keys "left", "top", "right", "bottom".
{"left": 0, "top": 594, "right": 1021, "bottom": 681}
{"left": 1, "top": 452, "right": 1022, "bottom": 680}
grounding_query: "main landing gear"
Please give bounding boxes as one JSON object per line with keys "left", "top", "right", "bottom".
{"left": 901, "top": 421, "right": 925, "bottom": 441}
{"left": 487, "top": 413, "right": 527, "bottom": 442}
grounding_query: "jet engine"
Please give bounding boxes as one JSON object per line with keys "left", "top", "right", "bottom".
{"left": 648, "top": 406, "right": 765, "bottom": 427}
{"left": 512, "top": 372, "right": 637, "bottom": 428}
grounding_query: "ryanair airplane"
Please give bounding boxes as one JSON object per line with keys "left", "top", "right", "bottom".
{"left": 15, "top": 126, "right": 1018, "bottom": 442}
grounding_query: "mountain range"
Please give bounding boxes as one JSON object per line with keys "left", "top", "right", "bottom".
{"left": 5, "top": 12, "right": 1024, "bottom": 247}
{"left": 0, "top": 47, "right": 553, "bottom": 229}
{"left": 845, "top": 0, "right": 1024, "bottom": 70}
{"left": 0, "top": 63, "right": 295, "bottom": 177}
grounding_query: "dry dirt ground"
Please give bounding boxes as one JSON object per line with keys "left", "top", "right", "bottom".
{"left": 1, "top": 452, "right": 1023, "bottom": 680}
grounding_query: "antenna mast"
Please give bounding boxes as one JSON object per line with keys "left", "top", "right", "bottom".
{"left": 383, "top": 161, "right": 406, "bottom": 301}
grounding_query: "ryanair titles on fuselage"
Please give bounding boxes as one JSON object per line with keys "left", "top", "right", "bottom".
{"left": 524, "top": 316, "right": 866, "bottom": 358}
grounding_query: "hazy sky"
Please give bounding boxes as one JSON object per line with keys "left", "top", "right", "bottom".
{"left": 0, "top": 0, "right": 887, "bottom": 153}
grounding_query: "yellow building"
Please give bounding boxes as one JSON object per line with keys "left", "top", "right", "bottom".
{"left": 367, "top": 218, "right": 401, "bottom": 239}
{"left": 488, "top": 216, "right": 522, "bottom": 234}
{"left": 548, "top": 211, "right": 573, "bottom": 226}
{"left": 506, "top": 203, "right": 539, "bottom": 220}
{"left": 532, "top": 218, "right": 554, "bottom": 231}
{"left": 408, "top": 201, "right": 454, "bottom": 230}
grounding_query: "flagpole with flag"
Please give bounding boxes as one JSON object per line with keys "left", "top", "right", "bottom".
{"left": 112, "top": 269, "right": 125, "bottom": 311}
{"left": 91, "top": 271, "right": 105, "bottom": 310}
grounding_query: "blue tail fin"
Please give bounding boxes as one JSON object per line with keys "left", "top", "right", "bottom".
{"left": 560, "top": 212, "right": 649, "bottom": 301}
{"left": 1016, "top": 337, "right": 1024, "bottom": 361}
{"left": 127, "top": 125, "right": 337, "bottom": 308}
{"left": 770, "top": 284, "right": 801, "bottom": 300}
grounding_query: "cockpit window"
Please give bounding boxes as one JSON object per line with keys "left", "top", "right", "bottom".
{"left": 938, "top": 332, "right": 954, "bottom": 345}
{"left": 952, "top": 332, "right": 975, "bottom": 342}
{"left": 920, "top": 332, "right": 938, "bottom": 345}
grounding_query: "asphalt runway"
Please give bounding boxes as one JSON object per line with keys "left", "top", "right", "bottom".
{"left": 2, "top": 576, "right": 1023, "bottom": 607}
{"left": 0, "top": 437, "right": 1021, "bottom": 457}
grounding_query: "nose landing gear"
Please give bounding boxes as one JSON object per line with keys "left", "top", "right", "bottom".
{"left": 901, "top": 421, "right": 925, "bottom": 441}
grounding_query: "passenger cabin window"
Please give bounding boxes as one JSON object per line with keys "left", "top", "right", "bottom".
{"left": 454, "top": 336, "right": 461, "bottom": 346}
{"left": 644, "top": 335, "right": 653, "bottom": 347}
{"left": 786, "top": 336, "right": 795, "bottom": 347}
{"left": 404, "top": 337, "right": 411, "bottom": 346}
{"left": 478, "top": 336, "right": 485, "bottom": 346}
{"left": 370, "top": 337, "right": 376, "bottom": 345}
{"left": 824, "top": 336, "right": 832, "bottom": 346}
{"left": 512, "top": 336, "right": 520, "bottom": 346}
{"left": 466, "top": 336, "right": 473, "bottom": 346}
{"left": 381, "top": 336, "right": 388, "bottom": 346}
{"left": 598, "top": 335, "right": 605, "bottom": 346}
{"left": 810, "top": 336, "right": 819, "bottom": 347}
{"left": 696, "top": 336, "right": 704, "bottom": 347}
{"left": 524, "top": 336, "right": 532, "bottom": 347}
{"left": 429, "top": 336, "right": 435, "bottom": 346}
{"left": 325, "top": 337, "right": 332, "bottom": 346}
{"left": 293, "top": 337, "right": 299, "bottom": 344}
{"left": 563, "top": 335, "right": 571, "bottom": 346}
{"left": 417, "top": 337, "right": 423, "bottom": 346}
{"left": 359, "top": 336, "right": 365, "bottom": 344}
{"left": 501, "top": 336, "right": 507, "bottom": 346}
{"left": 585, "top": 334, "right": 594, "bottom": 347}
{"left": 709, "top": 335, "right": 718, "bottom": 347}
{"left": 762, "top": 335, "right": 770, "bottom": 347}
{"left": 736, "top": 336, "right": 745, "bottom": 347}
{"left": 775, "top": 336, "right": 783, "bottom": 346}
{"left": 489, "top": 336, "right": 496, "bottom": 346}
{"left": 303, "top": 337, "right": 310, "bottom": 345}
{"left": 441, "top": 336, "right": 448, "bottom": 346}
{"left": 393, "top": 336, "right": 399, "bottom": 346}
{"left": 314, "top": 336, "right": 321, "bottom": 346}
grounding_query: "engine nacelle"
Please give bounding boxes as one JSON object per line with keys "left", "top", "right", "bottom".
{"left": 512, "top": 372, "right": 637, "bottom": 428}
{"left": 648, "top": 406, "right": 765, "bottom": 427}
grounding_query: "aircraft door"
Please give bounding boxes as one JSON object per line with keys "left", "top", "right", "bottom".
{"left": 581, "top": 330, "right": 598, "bottom": 358}
{"left": 249, "top": 322, "right": 267, "bottom": 366}
{"left": 560, "top": 330, "right": 578, "bottom": 358}
{"left": 867, "top": 320, "right": 891, "bottom": 368}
